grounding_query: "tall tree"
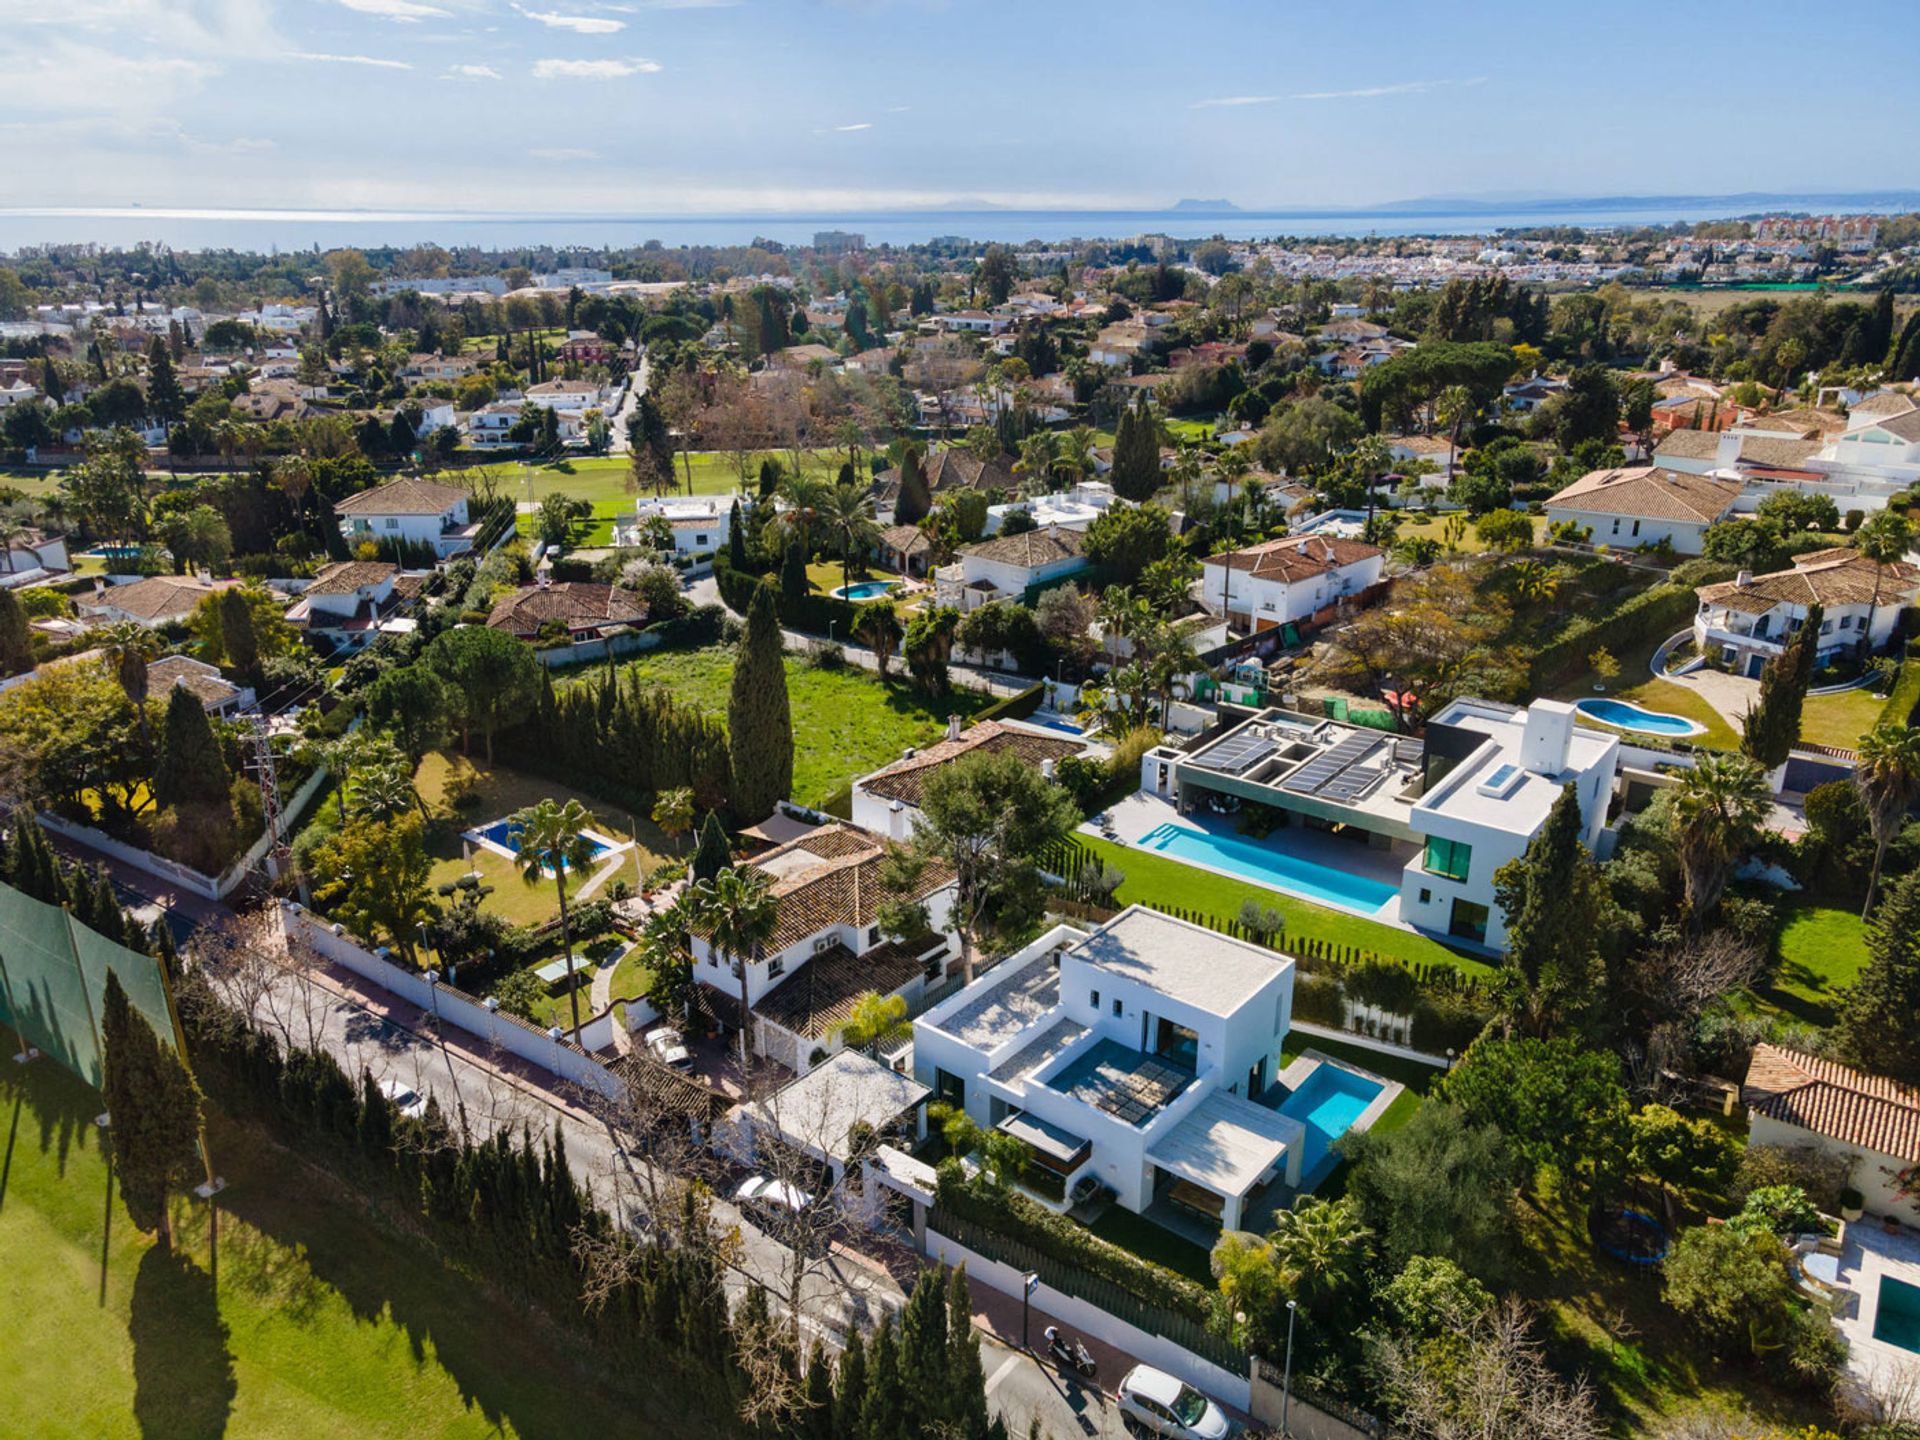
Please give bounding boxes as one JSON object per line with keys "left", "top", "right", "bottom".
{"left": 853, "top": 604, "right": 904, "bottom": 679}
{"left": 691, "top": 863, "right": 777, "bottom": 1067}
{"left": 1852, "top": 510, "right": 1914, "bottom": 652}
{"left": 216, "top": 585, "right": 260, "bottom": 685}
{"left": 424, "top": 624, "right": 541, "bottom": 764}
{"left": 1836, "top": 870, "right": 1920, "bottom": 1084}
{"left": 1854, "top": 725, "right": 1920, "bottom": 917}
{"left": 1740, "top": 602, "right": 1820, "bottom": 771}
{"left": 101, "top": 970, "right": 203, "bottom": 1253}
{"left": 888, "top": 748, "right": 1079, "bottom": 984}
{"left": 152, "top": 684, "right": 229, "bottom": 811}
{"left": 1110, "top": 396, "right": 1162, "bottom": 502}
{"left": 1490, "top": 782, "right": 1606, "bottom": 1036}
{"left": 894, "top": 445, "right": 932, "bottom": 526}
{"left": 510, "top": 797, "right": 601, "bottom": 1044}
{"left": 0, "top": 586, "right": 32, "bottom": 677}
{"left": 727, "top": 584, "right": 793, "bottom": 823}
{"left": 1669, "top": 753, "right": 1772, "bottom": 927}
{"left": 144, "top": 336, "right": 184, "bottom": 431}
{"left": 691, "top": 810, "right": 732, "bottom": 884}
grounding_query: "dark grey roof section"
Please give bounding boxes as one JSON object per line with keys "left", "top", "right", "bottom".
{"left": 1280, "top": 729, "right": 1384, "bottom": 797}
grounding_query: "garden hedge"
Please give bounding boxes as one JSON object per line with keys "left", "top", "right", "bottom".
{"left": 1528, "top": 581, "right": 1699, "bottom": 690}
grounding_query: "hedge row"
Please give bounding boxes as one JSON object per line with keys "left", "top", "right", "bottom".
{"left": 1529, "top": 581, "right": 1699, "bottom": 690}
{"left": 713, "top": 552, "right": 876, "bottom": 639}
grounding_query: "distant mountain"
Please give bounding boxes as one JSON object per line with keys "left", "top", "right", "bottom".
{"left": 1170, "top": 198, "right": 1242, "bottom": 213}
{"left": 1371, "top": 188, "right": 1920, "bottom": 215}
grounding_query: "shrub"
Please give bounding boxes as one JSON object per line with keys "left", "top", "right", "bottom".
{"left": 810, "top": 641, "right": 846, "bottom": 671}
{"left": 1410, "top": 985, "right": 1495, "bottom": 1054}
{"left": 1728, "top": 1184, "right": 1825, "bottom": 1239}
{"left": 1529, "top": 583, "right": 1698, "bottom": 690}
{"left": 1733, "top": 1145, "right": 1850, "bottom": 1213}
{"left": 1293, "top": 972, "right": 1346, "bottom": 1026}
{"left": 1663, "top": 1224, "right": 1797, "bottom": 1361}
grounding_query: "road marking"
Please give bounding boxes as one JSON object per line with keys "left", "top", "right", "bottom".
{"left": 984, "top": 1351, "right": 1023, "bottom": 1397}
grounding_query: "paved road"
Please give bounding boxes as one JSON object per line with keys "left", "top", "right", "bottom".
{"left": 606, "top": 350, "right": 649, "bottom": 454}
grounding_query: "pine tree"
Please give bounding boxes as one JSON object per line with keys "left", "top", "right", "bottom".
{"left": 0, "top": 586, "right": 32, "bottom": 677}
{"left": 945, "top": 1264, "right": 991, "bottom": 1438}
{"left": 860, "top": 1320, "right": 907, "bottom": 1440}
{"left": 101, "top": 970, "right": 203, "bottom": 1252}
{"left": 895, "top": 446, "right": 932, "bottom": 525}
{"left": 727, "top": 583, "right": 793, "bottom": 823}
{"left": 153, "top": 685, "right": 231, "bottom": 811}
{"left": 727, "top": 500, "right": 748, "bottom": 572}
{"left": 691, "top": 811, "right": 731, "bottom": 884}
{"left": 833, "top": 1325, "right": 870, "bottom": 1436}
{"left": 1837, "top": 870, "right": 1920, "bottom": 1084}
{"left": 1741, "top": 602, "right": 1820, "bottom": 771}
{"left": 798, "top": 1342, "right": 836, "bottom": 1440}
{"left": 1490, "top": 782, "right": 1604, "bottom": 1036}
{"left": 145, "top": 336, "right": 184, "bottom": 426}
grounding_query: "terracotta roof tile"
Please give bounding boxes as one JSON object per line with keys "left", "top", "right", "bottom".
{"left": 334, "top": 477, "right": 470, "bottom": 517}
{"left": 958, "top": 527, "right": 1084, "bottom": 569}
{"left": 1743, "top": 1043, "right": 1920, "bottom": 1163}
{"left": 1697, "top": 549, "right": 1920, "bottom": 613}
{"left": 1204, "top": 534, "right": 1382, "bottom": 583}
{"left": 485, "top": 582, "right": 647, "bottom": 633}
{"left": 1547, "top": 466, "right": 1741, "bottom": 524}
{"left": 752, "top": 937, "right": 943, "bottom": 1040}
{"left": 723, "top": 823, "right": 952, "bottom": 954}
{"left": 862, "top": 720, "right": 1084, "bottom": 808}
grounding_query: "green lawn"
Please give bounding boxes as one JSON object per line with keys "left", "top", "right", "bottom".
{"left": 1546, "top": 631, "right": 1741, "bottom": 752}
{"left": 1799, "top": 685, "right": 1887, "bottom": 752}
{"left": 514, "top": 450, "right": 850, "bottom": 548}
{"left": 0, "top": 1032, "right": 731, "bottom": 1439}
{"left": 610, "top": 646, "right": 992, "bottom": 807}
{"left": 1751, "top": 901, "right": 1869, "bottom": 1028}
{"left": 1071, "top": 833, "right": 1496, "bottom": 980}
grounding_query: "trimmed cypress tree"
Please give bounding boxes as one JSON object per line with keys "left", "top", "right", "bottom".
{"left": 1490, "top": 781, "right": 1604, "bottom": 1036}
{"left": 0, "top": 586, "right": 32, "bottom": 677}
{"left": 218, "top": 587, "right": 259, "bottom": 678}
{"left": 833, "top": 1325, "right": 869, "bottom": 1436}
{"left": 727, "top": 500, "right": 748, "bottom": 571}
{"left": 691, "top": 811, "right": 731, "bottom": 884}
{"left": 799, "top": 1342, "right": 836, "bottom": 1440}
{"left": 1741, "top": 602, "right": 1820, "bottom": 771}
{"left": 946, "top": 1264, "right": 991, "bottom": 1438}
{"left": 101, "top": 970, "right": 203, "bottom": 1252}
{"left": 900, "top": 1269, "right": 949, "bottom": 1431}
{"left": 895, "top": 446, "right": 932, "bottom": 526}
{"left": 779, "top": 541, "right": 808, "bottom": 607}
{"left": 1110, "top": 396, "right": 1161, "bottom": 501}
{"left": 1836, "top": 870, "right": 1920, "bottom": 1084}
{"left": 153, "top": 685, "right": 231, "bottom": 811}
{"left": 860, "top": 1320, "right": 906, "bottom": 1440}
{"left": 727, "top": 583, "right": 793, "bottom": 823}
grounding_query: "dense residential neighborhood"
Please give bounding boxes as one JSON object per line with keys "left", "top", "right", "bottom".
{"left": 8, "top": 42, "right": 1920, "bottom": 1433}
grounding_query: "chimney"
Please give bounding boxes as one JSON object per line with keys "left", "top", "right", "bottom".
{"left": 1736, "top": 569, "right": 1752, "bottom": 589}
{"left": 946, "top": 714, "right": 963, "bottom": 742}
{"left": 888, "top": 799, "right": 907, "bottom": 841}
{"left": 1520, "top": 700, "right": 1576, "bottom": 776}
{"left": 1041, "top": 759, "right": 1057, "bottom": 782}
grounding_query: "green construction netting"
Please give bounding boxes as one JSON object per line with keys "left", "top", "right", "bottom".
{"left": 0, "top": 880, "right": 177, "bottom": 1087}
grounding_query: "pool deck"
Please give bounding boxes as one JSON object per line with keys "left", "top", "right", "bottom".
{"left": 1832, "top": 1221, "right": 1920, "bottom": 1410}
{"left": 1084, "top": 794, "right": 1415, "bottom": 923}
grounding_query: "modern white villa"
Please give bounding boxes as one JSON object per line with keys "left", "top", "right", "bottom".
{"left": 913, "top": 905, "right": 1399, "bottom": 1231}
{"left": 1654, "top": 393, "right": 1920, "bottom": 516}
{"left": 983, "top": 482, "right": 1118, "bottom": 535}
{"left": 1692, "top": 548, "right": 1920, "bottom": 678}
{"left": 612, "top": 494, "right": 736, "bottom": 556}
{"left": 1128, "top": 698, "right": 1619, "bottom": 950}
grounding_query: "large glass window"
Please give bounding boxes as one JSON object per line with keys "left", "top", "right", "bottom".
{"left": 1449, "top": 899, "right": 1490, "bottom": 943}
{"left": 1423, "top": 835, "right": 1472, "bottom": 882}
{"left": 934, "top": 1068, "right": 966, "bottom": 1107}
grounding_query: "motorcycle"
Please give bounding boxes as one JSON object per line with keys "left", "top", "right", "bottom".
{"left": 1044, "top": 1326, "right": 1097, "bottom": 1379}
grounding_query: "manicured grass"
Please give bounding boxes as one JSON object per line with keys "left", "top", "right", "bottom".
{"left": 1071, "top": 833, "right": 1496, "bottom": 980}
{"left": 1751, "top": 901, "right": 1869, "bottom": 1028}
{"left": 611, "top": 646, "right": 992, "bottom": 807}
{"left": 0, "top": 466, "right": 67, "bottom": 497}
{"left": 1397, "top": 509, "right": 1552, "bottom": 555}
{"left": 1085, "top": 1205, "right": 1214, "bottom": 1286}
{"left": 0, "top": 1032, "right": 727, "bottom": 1439}
{"left": 1799, "top": 685, "right": 1887, "bottom": 752}
{"left": 513, "top": 450, "right": 844, "bottom": 548}
{"left": 1546, "top": 630, "right": 1741, "bottom": 751}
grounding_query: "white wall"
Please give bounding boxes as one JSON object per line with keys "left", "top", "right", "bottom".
{"left": 1748, "top": 1113, "right": 1915, "bottom": 1221}
{"left": 1544, "top": 505, "right": 1713, "bottom": 555}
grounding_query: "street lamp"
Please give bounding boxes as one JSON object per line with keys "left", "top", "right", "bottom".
{"left": 1021, "top": 1270, "right": 1040, "bottom": 1350}
{"left": 1281, "top": 1299, "right": 1298, "bottom": 1438}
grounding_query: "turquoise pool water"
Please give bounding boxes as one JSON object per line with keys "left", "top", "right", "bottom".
{"left": 475, "top": 818, "right": 609, "bottom": 873}
{"left": 834, "top": 580, "right": 901, "bottom": 601}
{"left": 1277, "top": 1064, "right": 1385, "bottom": 1178}
{"left": 1876, "top": 1275, "right": 1920, "bottom": 1353}
{"left": 1573, "top": 697, "right": 1704, "bottom": 737}
{"left": 1131, "top": 822, "right": 1398, "bottom": 914}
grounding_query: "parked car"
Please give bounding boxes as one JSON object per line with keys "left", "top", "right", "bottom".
{"left": 378, "top": 1076, "right": 429, "bottom": 1120}
{"left": 645, "top": 1026, "right": 692, "bottom": 1071}
{"left": 732, "top": 1175, "right": 812, "bottom": 1222}
{"left": 1116, "top": 1365, "right": 1232, "bottom": 1439}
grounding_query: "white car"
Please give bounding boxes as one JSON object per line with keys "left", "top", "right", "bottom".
{"left": 378, "top": 1076, "right": 429, "bottom": 1120}
{"left": 645, "top": 1026, "right": 692, "bottom": 1071}
{"left": 1116, "top": 1365, "right": 1232, "bottom": 1439}
{"left": 732, "top": 1175, "right": 811, "bottom": 1220}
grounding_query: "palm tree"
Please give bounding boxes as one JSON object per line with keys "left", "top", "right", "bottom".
{"left": 1670, "top": 753, "right": 1773, "bottom": 927}
{"left": 839, "top": 990, "right": 909, "bottom": 1058}
{"left": 1852, "top": 511, "right": 1914, "bottom": 657}
{"left": 690, "top": 864, "right": 777, "bottom": 1069}
{"left": 95, "top": 621, "right": 159, "bottom": 740}
{"left": 1051, "top": 425, "right": 1097, "bottom": 490}
{"left": 1434, "top": 385, "right": 1474, "bottom": 483}
{"left": 510, "top": 798, "right": 601, "bottom": 1044}
{"left": 637, "top": 889, "right": 699, "bottom": 1020}
{"left": 1015, "top": 431, "right": 1059, "bottom": 496}
{"left": 352, "top": 763, "right": 419, "bottom": 823}
{"left": 0, "top": 519, "right": 27, "bottom": 575}
{"left": 650, "top": 786, "right": 696, "bottom": 853}
{"left": 1168, "top": 441, "right": 1204, "bottom": 512}
{"left": 818, "top": 482, "right": 880, "bottom": 594}
{"left": 853, "top": 604, "right": 905, "bottom": 679}
{"left": 1854, "top": 726, "right": 1920, "bottom": 917}
{"left": 1268, "top": 1196, "right": 1372, "bottom": 1320}
{"left": 1508, "top": 560, "right": 1561, "bottom": 609}
{"left": 776, "top": 472, "right": 831, "bottom": 555}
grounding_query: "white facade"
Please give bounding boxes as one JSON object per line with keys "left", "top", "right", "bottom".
{"left": 983, "top": 483, "right": 1117, "bottom": 536}
{"left": 334, "top": 480, "right": 476, "bottom": 559}
{"left": 613, "top": 494, "right": 735, "bottom": 555}
{"left": 1199, "top": 537, "right": 1384, "bottom": 633}
{"left": 912, "top": 908, "right": 1298, "bottom": 1229}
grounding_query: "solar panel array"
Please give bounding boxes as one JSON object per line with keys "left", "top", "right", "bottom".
{"left": 1280, "top": 730, "right": 1384, "bottom": 796}
{"left": 1190, "top": 730, "right": 1278, "bottom": 776}
{"left": 1066, "top": 1051, "right": 1194, "bottom": 1127}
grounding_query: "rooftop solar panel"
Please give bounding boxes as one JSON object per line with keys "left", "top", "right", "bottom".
{"left": 1280, "top": 730, "right": 1384, "bottom": 795}
{"left": 1191, "top": 731, "right": 1278, "bottom": 776}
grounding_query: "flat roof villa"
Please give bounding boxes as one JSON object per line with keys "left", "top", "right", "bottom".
{"left": 913, "top": 905, "right": 1401, "bottom": 1233}
{"left": 1123, "top": 697, "right": 1619, "bottom": 949}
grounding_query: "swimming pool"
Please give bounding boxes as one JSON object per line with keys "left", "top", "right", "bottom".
{"left": 1875, "top": 1275, "right": 1920, "bottom": 1353}
{"left": 1024, "top": 713, "right": 1087, "bottom": 737}
{"left": 1277, "top": 1064, "right": 1385, "bottom": 1178}
{"left": 1130, "top": 822, "right": 1399, "bottom": 914}
{"left": 833, "top": 580, "right": 901, "bottom": 601}
{"left": 471, "top": 817, "right": 612, "bottom": 873}
{"left": 1573, "top": 697, "right": 1705, "bottom": 737}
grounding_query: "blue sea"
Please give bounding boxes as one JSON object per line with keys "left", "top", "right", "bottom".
{"left": 1, "top": 194, "right": 1913, "bottom": 253}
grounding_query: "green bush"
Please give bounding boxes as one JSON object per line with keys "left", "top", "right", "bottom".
{"left": 1529, "top": 583, "right": 1698, "bottom": 690}
{"left": 1294, "top": 971, "right": 1346, "bottom": 1025}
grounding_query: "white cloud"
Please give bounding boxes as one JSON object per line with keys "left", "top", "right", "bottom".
{"left": 834, "top": 122, "right": 871, "bottom": 132}
{"left": 285, "top": 52, "right": 414, "bottom": 69}
{"left": 336, "top": 0, "right": 452, "bottom": 20}
{"left": 443, "top": 62, "right": 503, "bottom": 79}
{"left": 1290, "top": 77, "right": 1483, "bottom": 100}
{"left": 1189, "top": 95, "right": 1280, "bottom": 109}
{"left": 604, "top": 0, "right": 738, "bottom": 9}
{"left": 531, "top": 56, "right": 659, "bottom": 77}
{"left": 530, "top": 146, "right": 600, "bottom": 160}
{"left": 885, "top": 105, "right": 910, "bottom": 113}
{"left": 0, "top": 45, "right": 219, "bottom": 113}
{"left": 515, "top": 5, "right": 625, "bottom": 33}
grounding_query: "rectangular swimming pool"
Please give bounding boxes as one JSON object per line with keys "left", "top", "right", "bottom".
{"left": 1876, "top": 1275, "right": 1920, "bottom": 1353}
{"left": 1130, "top": 822, "right": 1399, "bottom": 914}
{"left": 473, "top": 818, "right": 611, "bottom": 873}
{"left": 1277, "top": 1064, "right": 1385, "bottom": 1178}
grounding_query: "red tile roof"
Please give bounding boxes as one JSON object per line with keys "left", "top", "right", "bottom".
{"left": 1743, "top": 1043, "right": 1920, "bottom": 1163}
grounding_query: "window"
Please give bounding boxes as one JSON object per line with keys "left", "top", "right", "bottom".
{"left": 1090, "top": 989, "right": 1100, "bottom": 1010}
{"left": 934, "top": 1068, "right": 966, "bottom": 1107}
{"left": 1418, "top": 887, "right": 1432, "bottom": 905}
{"left": 384, "top": 518, "right": 399, "bottom": 530}
{"left": 767, "top": 955, "right": 784, "bottom": 979}
{"left": 1112, "top": 998, "right": 1123, "bottom": 1017}
{"left": 1423, "top": 836, "right": 1472, "bottom": 882}
{"left": 868, "top": 926, "right": 883, "bottom": 947}
{"left": 1448, "top": 898, "right": 1490, "bottom": 943}
{"left": 694, "top": 533, "right": 708, "bottom": 546}
{"left": 1631, "top": 520, "right": 1642, "bottom": 537}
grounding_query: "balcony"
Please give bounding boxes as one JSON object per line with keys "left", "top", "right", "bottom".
{"left": 1702, "top": 626, "right": 1784, "bottom": 655}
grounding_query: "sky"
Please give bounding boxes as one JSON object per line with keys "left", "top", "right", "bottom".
{"left": 4, "top": 0, "right": 1918, "bottom": 217}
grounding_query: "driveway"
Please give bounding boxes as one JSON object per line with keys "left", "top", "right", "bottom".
{"left": 1659, "top": 666, "right": 1757, "bottom": 731}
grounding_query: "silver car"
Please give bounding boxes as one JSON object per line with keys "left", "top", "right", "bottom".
{"left": 378, "top": 1076, "right": 429, "bottom": 1120}
{"left": 645, "top": 1026, "right": 692, "bottom": 1071}
{"left": 1116, "top": 1364, "right": 1232, "bottom": 1439}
